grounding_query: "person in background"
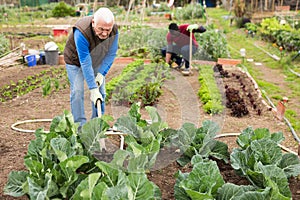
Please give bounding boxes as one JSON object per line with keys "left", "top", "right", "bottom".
{"left": 64, "top": 7, "right": 119, "bottom": 128}
{"left": 161, "top": 22, "right": 206, "bottom": 72}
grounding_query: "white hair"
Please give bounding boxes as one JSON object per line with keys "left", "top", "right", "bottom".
{"left": 93, "top": 7, "right": 114, "bottom": 24}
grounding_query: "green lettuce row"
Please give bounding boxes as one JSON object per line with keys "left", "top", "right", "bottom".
{"left": 197, "top": 64, "right": 224, "bottom": 114}
{"left": 110, "top": 62, "right": 169, "bottom": 104}
{"left": 106, "top": 59, "right": 145, "bottom": 101}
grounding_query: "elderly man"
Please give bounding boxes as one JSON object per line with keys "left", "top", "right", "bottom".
{"left": 64, "top": 7, "right": 119, "bottom": 127}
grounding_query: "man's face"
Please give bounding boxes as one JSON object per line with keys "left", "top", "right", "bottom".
{"left": 92, "top": 18, "right": 113, "bottom": 39}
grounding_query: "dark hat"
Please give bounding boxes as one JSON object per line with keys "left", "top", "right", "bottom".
{"left": 169, "top": 23, "right": 179, "bottom": 31}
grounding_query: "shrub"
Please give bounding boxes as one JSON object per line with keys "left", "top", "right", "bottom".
{"left": 52, "top": 2, "right": 75, "bottom": 18}
{"left": 118, "top": 26, "right": 167, "bottom": 59}
{"left": 196, "top": 24, "right": 230, "bottom": 61}
{"left": 173, "top": 3, "right": 205, "bottom": 20}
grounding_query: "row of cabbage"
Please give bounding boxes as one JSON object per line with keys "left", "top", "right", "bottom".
{"left": 5, "top": 101, "right": 300, "bottom": 199}
{"left": 176, "top": 126, "right": 300, "bottom": 199}
{"left": 3, "top": 103, "right": 226, "bottom": 199}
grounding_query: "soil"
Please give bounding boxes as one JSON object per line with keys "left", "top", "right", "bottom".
{"left": 1, "top": 60, "right": 300, "bottom": 199}
{"left": 1, "top": 18, "right": 300, "bottom": 200}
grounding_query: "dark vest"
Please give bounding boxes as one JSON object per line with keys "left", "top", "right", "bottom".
{"left": 63, "top": 16, "right": 118, "bottom": 69}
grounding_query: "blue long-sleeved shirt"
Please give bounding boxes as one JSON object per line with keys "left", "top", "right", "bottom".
{"left": 74, "top": 28, "right": 119, "bottom": 90}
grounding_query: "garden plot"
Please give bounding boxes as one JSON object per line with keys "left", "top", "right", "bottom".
{"left": 0, "top": 58, "right": 300, "bottom": 199}
{"left": 217, "top": 65, "right": 266, "bottom": 117}
{"left": 1, "top": 17, "right": 300, "bottom": 200}
{"left": 0, "top": 41, "right": 299, "bottom": 200}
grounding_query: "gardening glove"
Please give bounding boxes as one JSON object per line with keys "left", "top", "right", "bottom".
{"left": 95, "top": 73, "right": 104, "bottom": 87}
{"left": 186, "top": 24, "right": 199, "bottom": 32}
{"left": 90, "top": 88, "right": 103, "bottom": 108}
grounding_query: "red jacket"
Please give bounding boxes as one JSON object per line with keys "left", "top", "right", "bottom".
{"left": 166, "top": 24, "right": 199, "bottom": 48}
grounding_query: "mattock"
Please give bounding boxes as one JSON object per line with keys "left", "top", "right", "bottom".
{"left": 97, "top": 100, "right": 107, "bottom": 151}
